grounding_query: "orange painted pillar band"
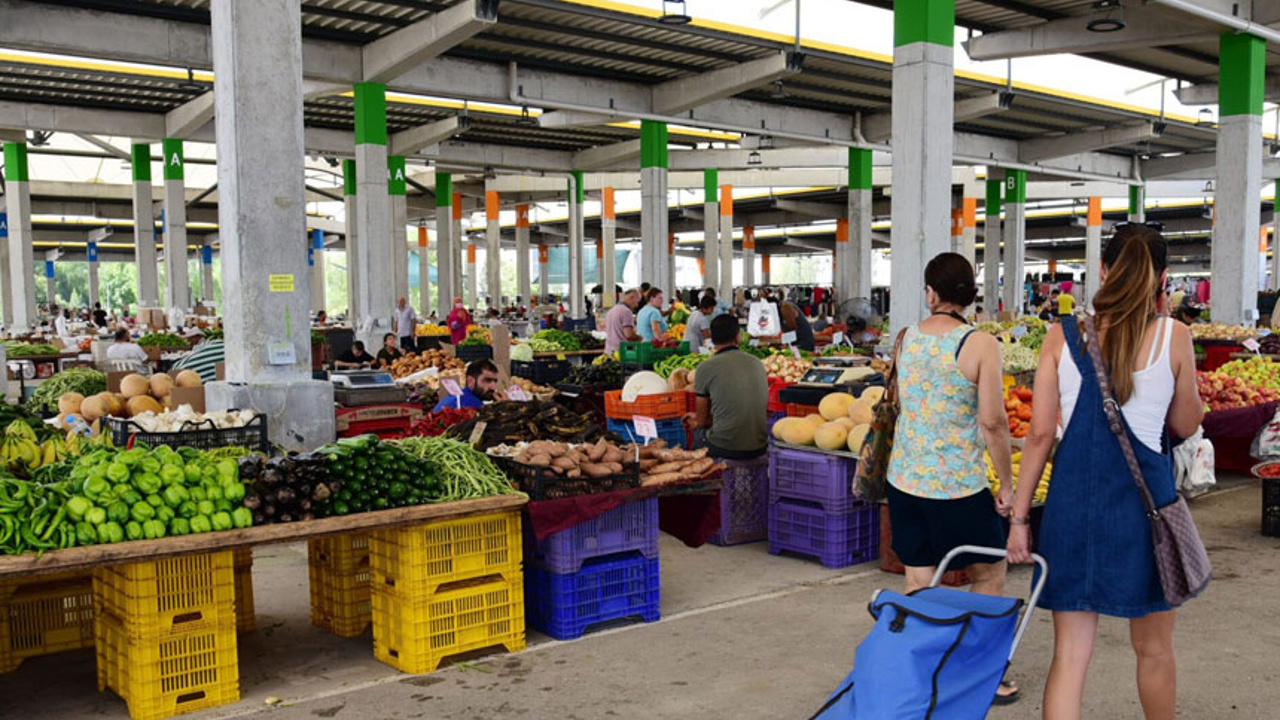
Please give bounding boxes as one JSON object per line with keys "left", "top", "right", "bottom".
{"left": 743, "top": 226, "right": 755, "bottom": 250}
{"left": 950, "top": 209, "right": 964, "bottom": 237}
{"left": 962, "top": 197, "right": 977, "bottom": 228}
{"left": 835, "top": 218, "right": 849, "bottom": 243}
{"left": 417, "top": 226, "right": 428, "bottom": 248}
{"left": 467, "top": 244, "right": 477, "bottom": 263}
{"left": 538, "top": 245, "right": 549, "bottom": 264}
{"left": 697, "top": 257, "right": 706, "bottom": 275}
{"left": 485, "top": 191, "right": 499, "bottom": 221}
{"left": 451, "top": 192, "right": 462, "bottom": 221}
{"left": 1086, "top": 197, "right": 1102, "bottom": 226}
{"left": 515, "top": 204, "right": 530, "bottom": 228}
{"left": 720, "top": 185, "right": 733, "bottom": 214}
{"left": 761, "top": 255, "right": 771, "bottom": 274}
{"left": 1049, "top": 260, "right": 1058, "bottom": 275}
{"left": 602, "top": 187, "right": 615, "bottom": 219}
{"left": 596, "top": 241, "right": 603, "bottom": 259}
{"left": 668, "top": 234, "right": 675, "bottom": 254}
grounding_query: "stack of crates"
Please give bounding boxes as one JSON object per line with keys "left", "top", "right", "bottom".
{"left": 0, "top": 569, "right": 95, "bottom": 673}
{"left": 308, "top": 534, "right": 372, "bottom": 637}
{"left": 709, "top": 455, "right": 771, "bottom": 546}
{"left": 604, "top": 390, "right": 687, "bottom": 448}
{"left": 232, "top": 548, "right": 255, "bottom": 634}
{"left": 524, "top": 497, "right": 660, "bottom": 640}
{"left": 768, "top": 446, "right": 879, "bottom": 569}
{"left": 368, "top": 510, "right": 524, "bottom": 674}
{"left": 94, "top": 551, "right": 240, "bottom": 720}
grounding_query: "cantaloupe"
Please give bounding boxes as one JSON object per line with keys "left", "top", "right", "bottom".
{"left": 779, "top": 418, "right": 816, "bottom": 446}
{"left": 772, "top": 417, "right": 799, "bottom": 441}
{"left": 833, "top": 417, "right": 855, "bottom": 430}
{"left": 847, "top": 423, "right": 871, "bottom": 453}
{"left": 101, "top": 393, "right": 125, "bottom": 417}
{"left": 58, "top": 392, "right": 84, "bottom": 416}
{"left": 120, "top": 373, "right": 150, "bottom": 399}
{"left": 819, "top": 392, "right": 856, "bottom": 421}
{"left": 149, "top": 373, "right": 174, "bottom": 399}
{"left": 860, "top": 386, "right": 886, "bottom": 405}
{"left": 814, "top": 421, "right": 849, "bottom": 450}
{"left": 78, "top": 395, "right": 109, "bottom": 422}
{"left": 849, "top": 398, "right": 875, "bottom": 425}
{"left": 126, "top": 395, "right": 163, "bottom": 417}
{"left": 174, "top": 369, "right": 202, "bottom": 388}
{"left": 804, "top": 413, "right": 827, "bottom": 428}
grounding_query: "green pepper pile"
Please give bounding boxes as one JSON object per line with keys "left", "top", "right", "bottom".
{"left": 530, "top": 329, "right": 580, "bottom": 352}
{"left": 136, "top": 332, "right": 189, "bottom": 348}
{"left": 654, "top": 353, "right": 707, "bottom": 378}
{"left": 315, "top": 434, "right": 441, "bottom": 516}
{"left": 0, "top": 477, "right": 79, "bottom": 553}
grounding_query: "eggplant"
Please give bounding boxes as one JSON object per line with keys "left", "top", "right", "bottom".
{"left": 262, "top": 503, "right": 275, "bottom": 517}
{"left": 243, "top": 495, "right": 262, "bottom": 511}
{"left": 275, "top": 487, "right": 297, "bottom": 505}
{"left": 252, "top": 512, "right": 266, "bottom": 525}
{"left": 278, "top": 513, "right": 293, "bottom": 523}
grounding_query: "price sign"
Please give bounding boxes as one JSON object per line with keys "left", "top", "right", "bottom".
{"left": 791, "top": 346, "right": 802, "bottom": 360}
{"left": 440, "top": 378, "right": 462, "bottom": 396}
{"left": 556, "top": 353, "right": 567, "bottom": 361}
{"left": 468, "top": 421, "right": 488, "bottom": 446}
{"left": 832, "top": 331, "right": 844, "bottom": 345}
{"left": 508, "top": 385, "right": 529, "bottom": 401}
{"left": 1261, "top": 329, "right": 1273, "bottom": 337}
{"left": 749, "top": 339, "right": 760, "bottom": 347}
{"left": 1244, "top": 338, "right": 1261, "bottom": 354}
{"left": 632, "top": 415, "right": 658, "bottom": 444}
{"left": 1011, "top": 326, "right": 1028, "bottom": 339}
{"left": 781, "top": 331, "right": 797, "bottom": 345}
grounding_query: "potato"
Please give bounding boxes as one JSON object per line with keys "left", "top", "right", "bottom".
{"left": 604, "top": 462, "right": 623, "bottom": 473}
{"left": 551, "top": 456, "right": 576, "bottom": 471}
{"left": 581, "top": 463, "right": 612, "bottom": 478}
{"left": 527, "top": 454, "right": 552, "bottom": 467}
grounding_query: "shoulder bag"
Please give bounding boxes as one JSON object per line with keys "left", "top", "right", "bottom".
{"left": 853, "top": 328, "right": 908, "bottom": 503}
{"left": 1080, "top": 316, "right": 1211, "bottom": 607}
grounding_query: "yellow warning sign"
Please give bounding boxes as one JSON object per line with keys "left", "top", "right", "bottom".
{"left": 268, "top": 274, "right": 295, "bottom": 293}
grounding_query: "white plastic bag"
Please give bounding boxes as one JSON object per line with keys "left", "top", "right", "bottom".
{"left": 1174, "top": 429, "right": 1216, "bottom": 498}
{"left": 747, "top": 300, "right": 781, "bottom": 337}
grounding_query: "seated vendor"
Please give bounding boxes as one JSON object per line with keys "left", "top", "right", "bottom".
{"left": 682, "top": 314, "right": 769, "bottom": 459}
{"left": 334, "top": 341, "right": 373, "bottom": 369}
{"left": 432, "top": 359, "right": 501, "bottom": 411}
{"left": 375, "top": 333, "right": 405, "bottom": 369}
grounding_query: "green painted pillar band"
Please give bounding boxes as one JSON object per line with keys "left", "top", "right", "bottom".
{"left": 342, "top": 159, "right": 357, "bottom": 196}
{"left": 130, "top": 143, "right": 151, "bottom": 182}
{"left": 1004, "top": 169, "right": 1027, "bottom": 205}
{"left": 985, "top": 177, "right": 1002, "bottom": 217}
{"left": 640, "top": 120, "right": 668, "bottom": 169}
{"left": 388, "top": 156, "right": 406, "bottom": 196}
{"left": 2, "top": 143, "right": 28, "bottom": 183}
{"left": 435, "top": 172, "right": 452, "bottom": 207}
{"left": 849, "top": 148, "right": 873, "bottom": 190}
{"left": 161, "top": 138, "right": 183, "bottom": 181}
{"left": 894, "top": 0, "right": 955, "bottom": 47}
{"left": 1128, "top": 185, "right": 1144, "bottom": 215}
{"left": 570, "top": 170, "right": 585, "bottom": 204}
{"left": 1219, "top": 32, "right": 1266, "bottom": 117}
{"left": 704, "top": 169, "right": 719, "bottom": 203}
{"left": 353, "top": 82, "right": 389, "bottom": 146}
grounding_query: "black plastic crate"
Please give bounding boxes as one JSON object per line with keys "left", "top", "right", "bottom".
{"left": 511, "top": 359, "right": 572, "bottom": 385}
{"left": 1264, "top": 477, "right": 1280, "bottom": 537}
{"left": 107, "top": 413, "right": 270, "bottom": 454}
{"left": 454, "top": 344, "right": 493, "bottom": 362}
{"left": 562, "top": 317, "right": 597, "bottom": 332}
{"left": 503, "top": 458, "right": 640, "bottom": 500}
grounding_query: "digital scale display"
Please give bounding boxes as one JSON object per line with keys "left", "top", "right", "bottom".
{"left": 799, "top": 368, "right": 845, "bottom": 386}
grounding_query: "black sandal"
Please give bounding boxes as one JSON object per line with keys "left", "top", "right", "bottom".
{"left": 992, "top": 680, "right": 1020, "bottom": 706}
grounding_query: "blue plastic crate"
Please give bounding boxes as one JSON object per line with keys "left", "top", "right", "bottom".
{"left": 769, "top": 445, "right": 859, "bottom": 513}
{"left": 606, "top": 418, "right": 687, "bottom": 449}
{"left": 710, "top": 455, "right": 770, "bottom": 546}
{"left": 526, "top": 553, "right": 660, "bottom": 640}
{"left": 768, "top": 498, "right": 879, "bottom": 569}
{"left": 527, "top": 498, "right": 659, "bottom": 574}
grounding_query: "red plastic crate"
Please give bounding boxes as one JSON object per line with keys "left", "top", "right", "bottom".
{"left": 604, "top": 390, "right": 686, "bottom": 420}
{"left": 878, "top": 504, "right": 968, "bottom": 586}
{"left": 785, "top": 402, "right": 820, "bottom": 418}
{"left": 684, "top": 391, "right": 698, "bottom": 414}
{"left": 768, "top": 380, "right": 794, "bottom": 414}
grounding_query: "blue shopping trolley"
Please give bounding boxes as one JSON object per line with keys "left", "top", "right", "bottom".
{"left": 810, "top": 546, "right": 1047, "bottom": 720}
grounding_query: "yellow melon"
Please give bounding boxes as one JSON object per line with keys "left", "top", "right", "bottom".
{"left": 849, "top": 399, "right": 875, "bottom": 425}
{"left": 814, "top": 422, "right": 849, "bottom": 450}
{"left": 833, "top": 417, "right": 855, "bottom": 430}
{"left": 804, "top": 413, "right": 827, "bottom": 428}
{"left": 100, "top": 392, "right": 125, "bottom": 417}
{"left": 119, "top": 373, "right": 150, "bottom": 399}
{"left": 57, "top": 392, "right": 84, "bottom": 416}
{"left": 847, "top": 424, "right": 872, "bottom": 453}
{"left": 126, "top": 395, "right": 163, "bottom": 417}
{"left": 149, "top": 373, "right": 174, "bottom": 399}
{"left": 860, "top": 386, "right": 886, "bottom": 405}
{"left": 174, "top": 369, "right": 202, "bottom": 388}
{"left": 78, "top": 395, "right": 109, "bottom": 422}
{"left": 772, "top": 417, "right": 798, "bottom": 441}
{"left": 819, "top": 392, "right": 856, "bottom": 421}
{"left": 779, "top": 418, "right": 816, "bottom": 446}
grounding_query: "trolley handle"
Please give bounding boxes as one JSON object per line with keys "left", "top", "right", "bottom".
{"left": 932, "top": 545, "right": 1048, "bottom": 662}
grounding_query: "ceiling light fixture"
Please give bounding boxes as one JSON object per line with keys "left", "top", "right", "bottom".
{"left": 517, "top": 105, "right": 538, "bottom": 126}
{"left": 179, "top": 68, "right": 204, "bottom": 92}
{"left": 1086, "top": 0, "right": 1125, "bottom": 32}
{"left": 1197, "top": 108, "right": 1215, "bottom": 126}
{"left": 659, "top": 0, "right": 691, "bottom": 25}
{"left": 747, "top": 150, "right": 762, "bottom": 166}
{"left": 769, "top": 80, "right": 788, "bottom": 99}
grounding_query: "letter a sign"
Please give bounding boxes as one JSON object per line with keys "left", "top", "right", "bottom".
{"left": 0, "top": 212, "right": 7, "bottom": 239}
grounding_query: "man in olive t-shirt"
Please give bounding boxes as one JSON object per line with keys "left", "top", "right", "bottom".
{"left": 683, "top": 314, "right": 769, "bottom": 459}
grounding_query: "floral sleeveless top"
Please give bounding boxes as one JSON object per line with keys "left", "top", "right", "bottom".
{"left": 886, "top": 324, "right": 987, "bottom": 500}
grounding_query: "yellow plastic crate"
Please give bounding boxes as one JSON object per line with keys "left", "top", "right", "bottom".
{"left": 95, "top": 610, "right": 239, "bottom": 720}
{"left": 232, "top": 549, "right": 255, "bottom": 635}
{"left": 0, "top": 571, "right": 95, "bottom": 673}
{"left": 369, "top": 511, "right": 522, "bottom": 597}
{"left": 372, "top": 574, "right": 525, "bottom": 675}
{"left": 307, "top": 533, "right": 370, "bottom": 574}
{"left": 94, "top": 551, "right": 237, "bottom": 638}
{"left": 308, "top": 562, "right": 371, "bottom": 638}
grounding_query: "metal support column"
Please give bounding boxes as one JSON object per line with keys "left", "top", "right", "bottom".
{"left": 485, "top": 187, "right": 501, "bottom": 308}
{"left": 434, "top": 172, "right": 454, "bottom": 312}
{"left": 389, "top": 155, "right": 409, "bottom": 305}
{"left": 601, "top": 190, "right": 616, "bottom": 308}
{"left": 452, "top": 192, "right": 464, "bottom": 307}
{"left": 343, "top": 159, "right": 360, "bottom": 319}
{"left": 131, "top": 142, "right": 160, "bottom": 312}
{"left": 515, "top": 204, "right": 531, "bottom": 304}
{"left": 353, "top": 82, "right": 393, "bottom": 347}
{"left": 538, "top": 243, "right": 549, "bottom": 300}
{"left": 982, "top": 176, "right": 1002, "bottom": 314}
{"left": 87, "top": 241, "right": 100, "bottom": 308}
{"left": 309, "top": 229, "right": 325, "bottom": 313}
{"left": 640, "top": 120, "right": 670, "bottom": 293}
{"left": 162, "top": 138, "right": 190, "bottom": 312}
{"left": 1128, "top": 185, "right": 1146, "bottom": 223}
{"left": 761, "top": 254, "right": 772, "bottom": 286}
{"left": 703, "top": 170, "right": 719, "bottom": 291}
{"left": 200, "top": 240, "right": 214, "bottom": 303}
{"left": 719, "top": 184, "right": 734, "bottom": 300}
{"left": 742, "top": 226, "right": 756, "bottom": 287}
{"left": 44, "top": 260, "right": 55, "bottom": 308}
{"left": 1085, "top": 197, "right": 1102, "bottom": 311}
{"left": 1002, "top": 170, "right": 1027, "bottom": 316}
{"left": 2, "top": 142, "right": 34, "bottom": 328}
{"left": 569, "top": 171, "right": 585, "bottom": 317}
{"left": 416, "top": 226, "right": 430, "bottom": 316}
{"left": 848, "top": 148, "right": 873, "bottom": 301}
{"left": 961, "top": 196, "right": 977, "bottom": 268}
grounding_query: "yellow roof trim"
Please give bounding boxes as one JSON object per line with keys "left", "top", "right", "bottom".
{"left": 0, "top": 50, "right": 213, "bottom": 82}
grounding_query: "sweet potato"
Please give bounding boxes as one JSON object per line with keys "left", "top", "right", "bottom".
{"left": 547, "top": 444, "right": 567, "bottom": 458}
{"left": 648, "top": 461, "right": 685, "bottom": 475}
{"left": 639, "top": 458, "right": 660, "bottom": 471}
{"left": 603, "top": 462, "right": 623, "bottom": 473}
{"left": 588, "top": 439, "right": 607, "bottom": 462}
{"left": 581, "top": 463, "right": 612, "bottom": 478}
{"left": 551, "top": 456, "right": 576, "bottom": 471}
{"left": 642, "top": 472, "right": 681, "bottom": 486}
{"left": 602, "top": 447, "right": 626, "bottom": 464}
{"left": 526, "top": 454, "right": 552, "bottom": 467}
{"left": 684, "top": 458, "right": 715, "bottom": 477}
{"left": 567, "top": 468, "right": 581, "bottom": 478}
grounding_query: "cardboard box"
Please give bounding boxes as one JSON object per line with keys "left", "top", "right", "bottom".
{"left": 167, "top": 386, "right": 206, "bottom": 413}
{"left": 997, "top": 311, "right": 1016, "bottom": 323}
{"left": 106, "top": 371, "right": 131, "bottom": 393}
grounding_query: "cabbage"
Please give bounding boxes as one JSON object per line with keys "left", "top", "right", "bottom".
{"left": 511, "top": 344, "right": 534, "bottom": 362}
{"left": 621, "top": 371, "right": 669, "bottom": 402}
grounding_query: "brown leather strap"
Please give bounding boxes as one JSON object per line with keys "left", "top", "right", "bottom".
{"left": 884, "top": 327, "right": 909, "bottom": 410}
{"left": 1081, "top": 316, "right": 1161, "bottom": 520}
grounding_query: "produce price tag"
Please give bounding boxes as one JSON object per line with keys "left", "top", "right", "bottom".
{"left": 791, "top": 346, "right": 802, "bottom": 360}
{"left": 556, "top": 353, "right": 567, "bottom": 360}
{"left": 832, "top": 331, "right": 844, "bottom": 345}
{"left": 749, "top": 339, "right": 760, "bottom": 347}
{"left": 1011, "top": 326, "right": 1028, "bottom": 339}
{"left": 1261, "top": 329, "right": 1272, "bottom": 337}
{"left": 781, "top": 331, "right": 797, "bottom": 345}
{"left": 632, "top": 415, "right": 658, "bottom": 444}
{"left": 440, "top": 378, "right": 462, "bottom": 396}
{"left": 468, "top": 421, "right": 488, "bottom": 446}
{"left": 1244, "top": 338, "right": 1261, "bottom": 354}
{"left": 507, "top": 385, "right": 528, "bottom": 401}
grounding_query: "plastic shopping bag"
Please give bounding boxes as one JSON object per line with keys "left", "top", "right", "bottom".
{"left": 1175, "top": 429, "right": 1216, "bottom": 498}
{"left": 748, "top": 300, "right": 781, "bottom": 337}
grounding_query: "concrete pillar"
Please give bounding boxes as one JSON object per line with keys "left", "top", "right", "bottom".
{"left": 742, "top": 226, "right": 756, "bottom": 287}
{"left": 568, "top": 171, "right": 585, "bottom": 317}
{"left": 1212, "top": 31, "right": 1265, "bottom": 325}
{"left": 761, "top": 254, "right": 772, "bottom": 286}
{"left": 961, "top": 196, "right": 977, "bottom": 268}
{"left": 388, "top": 155, "right": 409, "bottom": 305}
{"left": 87, "top": 241, "right": 100, "bottom": 308}
{"left": 950, "top": 208, "right": 964, "bottom": 256}
{"left": 131, "top": 142, "right": 160, "bottom": 311}
{"left": 452, "top": 192, "right": 464, "bottom": 306}
{"left": 208, "top": 0, "right": 333, "bottom": 451}
{"left": 538, "top": 243, "right": 549, "bottom": 300}
{"left": 352, "top": 82, "right": 394, "bottom": 347}
{"left": 434, "top": 172, "right": 454, "bottom": 312}
{"left": 466, "top": 240, "right": 478, "bottom": 309}
{"left": 667, "top": 233, "right": 677, "bottom": 297}
{"left": 982, "top": 176, "right": 1002, "bottom": 314}
{"left": 309, "top": 229, "right": 325, "bottom": 313}
{"left": 200, "top": 240, "right": 214, "bottom": 303}
{"left": 1272, "top": 180, "right": 1280, "bottom": 291}
{"left": 515, "top": 204, "right": 531, "bottom": 304}
{"left": 1128, "top": 185, "right": 1145, "bottom": 223}
{"left": 161, "top": 138, "right": 190, "bottom": 312}
{"left": 703, "top": 170, "right": 719, "bottom": 291}
{"left": 44, "top": 260, "right": 55, "bottom": 307}
{"left": 601, "top": 191, "right": 616, "bottom": 308}
{"left": 835, "top": 218, "right": 849, "bottom": 299}
{"left": 2, "top": 142, "right": 34, "bottom": 328}
{"left": 719, "top": 184, "right": 734, "bottom": 299}
{"left": 342, "top": 159, "right": 360, "bottom": 319}
{"left": 485, "top": 187, "right": 500, "bottom": 309}
{"left": 0, "top": 207, "right": 9, "bottom": 327}
{"left": 1085, "top": 197, "right": 1102, "bottom": 311}
{"left": 1001, "top": 169, "right": 1027, "bottom": 316}
{"left": 416, "top": 226, "right": 430, "bottom": 316}
{"left": 640, "top": 120, "right": 670, "bottom": 295}
{"left": 890, "top": 0, "right": 955, "bottom": 334}
{"left": 848, "top": 148, "right": 873, "bottom": 301}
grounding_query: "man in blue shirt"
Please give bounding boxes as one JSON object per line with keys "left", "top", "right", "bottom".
{"left": 432, "top": 359, "right": 501, "bottom": 412}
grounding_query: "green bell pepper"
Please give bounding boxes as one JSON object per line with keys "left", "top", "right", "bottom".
{"left": 162, "top": 485, "right": 189, "bottom": 508}
{"left": 190, "top": 486, "right": 207, "bottom": 502}
{"left": 134, "top": 472, "right": 162, "bottom": 495}
{"left": 105, "top": 461, "right": 131, "bottom": 483}
{"left": 184, "top": 464, "right": 202, "bottom": 483}
{"left": 177, "top": 501, "right": 198, "bottom": 519}
{"left": 170, "top": 517, "right": 190, "bottom": 536}
{"left": 139, "top": 457, "right": 160, "bottom": 474}
{"left": 98, "top": 521, "right": 124, "bottom": 544}
{"left": 196, "top": 500, "right": 215, "bottom": 517}
{"left": 66, "top": 496, "right": 91, "bottom": 522}
{"left": 145, "top": 494, "right": 163, "bottom": 508}
{"left": 75, "top": 522, "right": 97, "bottom": 546}
{"left": 117, "top": 448, "right": 147, "bottom": 468}
{"left": 130, "top": 502, "right": 155, "bottom": 523}
{"left": 125, "top": 521, "right": 143, "bottom": 541}
{"left": 223, "top": 482, "right": 246, "bottom": 502}
{"left": 213, "top": 499, "right": 232, "bottom": 514}
{"left": 142, "top": 519, "right": 165, "bottom": 540}
{"left": 231, "top": 507, "right": 253, "bottom": 529}
{"left": 155, "top": 506, "right": 175, "bottom": 524}
{"left": 210, "top": 511, "right": 233, "bottom": 532}
{"left": 159, "top": 464, "right": 185, "bottom": 486}
{"left": 119, "top": 489, "right": 143, "bottom": 507}
{"left": 205, "top": 484, "right": 224, "bottom": 501}
{"left": 189, "top": 515, "right": 212, "bottom": 534}
{"left": 216, "top": 459, "right": 238, "bottom": 483}
{"left": 85, "top": 506, "right": 107, "bottom": 526}
{"left": 83, "top": 476, "right": 111, "bottom": 500}
{"left": 106, "top": 501, "right": 130, "bottom": 525}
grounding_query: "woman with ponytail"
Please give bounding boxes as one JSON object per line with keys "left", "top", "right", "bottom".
{"left": 1007, "top": 225, "right": 1204, "bottom": 719}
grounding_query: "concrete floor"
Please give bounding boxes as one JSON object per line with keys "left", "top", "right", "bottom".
{"left": 2, "top": 477, "right": 1277, "bottom": 719}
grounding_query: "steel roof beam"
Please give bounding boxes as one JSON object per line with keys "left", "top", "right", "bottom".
{"left": 1175, "top": 77, "right": 1280, "bottom": 105}
{"left": 963, "top": 4, "right": 1218, "bottom": 61}
{"left": 651, "top": 51, "right": 802, "bottom": 115}
{"left": 860, "top": 91, "right": 1011, "bottom": 143}
{"left": 361, "top": 0, "right": 497, "bottom": 83}
{"left": 571, "top": 139, "right": 642, "bottom": 171}
{"left": 388, "top": 115, "right": 469, "bottom": 156}
{"left": 1019, "top": 122, "right": 1163, "bottom": 163}
{"left": 73, "top": 134, "right": 130, "bottom": 161}
{"left": 164, "top": 91, "right": 215, "bottom": 139}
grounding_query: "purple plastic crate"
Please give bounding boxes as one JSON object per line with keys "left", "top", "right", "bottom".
{"left": 526, "top": 552, "right": 661, "bottom": 640}
{"left": 768, "top": 497, "right": 879, "bottom": 569}
{"left": 709, "top": 455, "right": 770, "bottom": 546}
{"left": 527, "top": 497, "right": 659, "bottom": 574}
{"left": 769, "top": 446, "right": 859, "bottom": 512}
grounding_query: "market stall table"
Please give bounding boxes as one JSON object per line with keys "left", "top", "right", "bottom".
{"left": 1201, "top": 401, "right": 1279, "bottom": 473}
{"left": 524, "top": 476, "right": 725, "bottom": 548}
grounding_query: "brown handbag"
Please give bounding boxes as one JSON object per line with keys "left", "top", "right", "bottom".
{"left": 853, "top": 328, "right": 908, "bottom": 502}
{"left": 1080, "top": 316, "right": 1212, "bottom": 607}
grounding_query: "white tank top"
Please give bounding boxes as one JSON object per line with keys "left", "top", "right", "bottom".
{"left": 1058, "top": 317, "right": 1175, "bottom": 453}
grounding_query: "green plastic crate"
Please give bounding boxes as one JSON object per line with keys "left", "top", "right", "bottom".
{"left": 619, "top": 341, "right": 690, "bottom": 365}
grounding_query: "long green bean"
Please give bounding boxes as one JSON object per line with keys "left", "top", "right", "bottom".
{"left": 391, "top": 437, "right": 522, "bottom": 501}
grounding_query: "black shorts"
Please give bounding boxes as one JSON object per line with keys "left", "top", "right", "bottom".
{"left": 886, "top": 483, "right": 1006, "bottom": 569}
